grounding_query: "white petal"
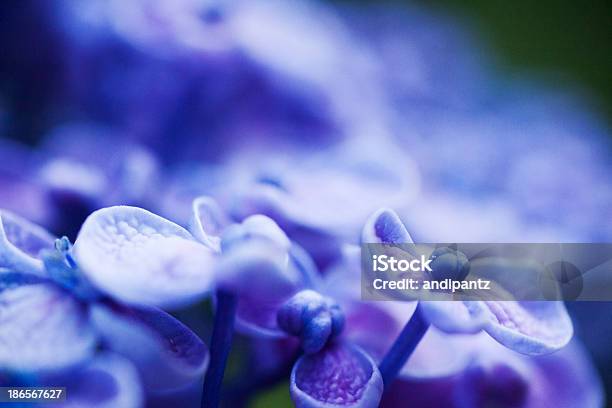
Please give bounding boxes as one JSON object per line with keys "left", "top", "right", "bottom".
{"left": 0, "top": 283, "right": 96, "bottom": 372}
{"left": 74, "top": 206, "right": 215, "bottom": 309}
{"left": 0, "top": 210, "right": 55, "bottom": 276}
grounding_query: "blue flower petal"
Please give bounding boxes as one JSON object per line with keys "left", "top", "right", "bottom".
{"left": 420, "top": 301, "right": 489, "bottom": 334}
{"left": 359, "top": 209, "right": 572, "bottom": 355}
{"left": 290, "top": 342, "right": 383, "bottom": 408}
{"left": 38, "top": 158, "right": 108, "bottom": 203}
{"left": 230, "top": 141, "right": 419, "bottom": 267}
{"left": 73, "top": 206, "right": 215, "bottom": 309}
{"left": 91, "top": 303, "right": 208, "bottom": 392}
{"left": 421, "top": 300, "right": 573, "bottom": 355}
{"left": 455, "top": 335, "right": 601, "bottom": 408}
{"left": 216, "top": 241, "right": 304, "bottom": 337}
{"left": 401, "top": 327, "right": 475, "bottom": 380}
{"left": 0, "top": 283, "right": 96, "bottom": 373}
{"left": 480, "top": 301, "right": 573, "bottom": 355}
{"left": 188, "top": 196, "right": 229, "bottom": 252}
{"left": 0, "top": 210, "right": 55, "bottom": 276}
{"left": 361, "top": 208, "right": 413, "bottom": 244}
{"left": 221, "top": 214, "right": 291, "bottom": 255}
{"left": 50, "top": 353, "right": 144, "bottom": 408}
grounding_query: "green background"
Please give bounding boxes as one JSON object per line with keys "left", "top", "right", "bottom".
{"left": 366, "top": 0, "right": 612, "bottom": 123}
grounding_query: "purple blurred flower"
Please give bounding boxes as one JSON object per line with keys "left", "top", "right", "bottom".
{"left": 47, "top": 353, "right": 144, "bottom": 408}
{"left": 37, "top": 0, "right": 389, "bottom": 164}
{"left": 196, "top": 137, "right": 421, "bottom": 269}
{"left": 0, "top": 0, "right": 609, "bottom": 406}
{"left": 381, "top": 334, "right": 603, "bottom": 408}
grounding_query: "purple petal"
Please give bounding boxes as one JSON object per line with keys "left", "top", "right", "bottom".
{"left": 0, "top": 210, "right": 55, "bottom": 276}
{"left": 229, "top": 182, "right": 341, "bottom": 266}
{"left": 216, "top": 241, "right": 304, "bottom": 337}
{"left": 91, "top": 303, "right": 208, "bottom": 392}
{"left": 0, "top": 283, "right": 96, "bottom": 372}
{"left": 51, "top": 353, "right": 144, "bottom": 408}
{"left": 343, "top": 301, "right": 412, "bottom": 360}
{"left": 455, "top": 336, "right": 602, "bottom": 408}
{"left": 480, "top": 301, "right": 573, "bottom": 355}
{"left": 322, "top": 244, "right": 364, "bottom": 301}
{"left": 229, "top": 141, "right": 419, "bottom": 267}
{"left": 291, "top": 342, "right": 383, "bottom": 408}
{"left": 0, "top": 175, "right": 53, "bottom": 227}
{"left": 384, "top": 335, "right": 601, "bottom": 408}
{"left": 38, "top": 158, "right": 108, "bottom": 202}
{"left": 361, "top": 208, "right": 413, "bottom": 244}
{"left": 73, "top": 206, "right": 215, "bottom": 309}
{"left": 401, "top": 327, "right": 474, "bottom": 379}
{"left": 221, "top": 214, "right": 291, "bottom": 257}
{"left": 420, "top": 301, "right": 489, "bottom": 334}
{"left": 421, "top": 300, "right": 573, "bottom": 355}
{"left": 39, "top": 124, "right": 161, "bottom": 207}
{"left": 239, "top": 215, "right": 292, "bottom": 250}
{"left": 188, "top": 196, "right": 229, "bottom": 252}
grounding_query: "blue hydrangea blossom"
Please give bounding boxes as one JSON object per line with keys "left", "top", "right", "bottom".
{"left": 0, "top": 209, "right": 209, "bottom": 404}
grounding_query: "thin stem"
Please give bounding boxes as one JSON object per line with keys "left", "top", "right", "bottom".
{"left": 202, "top": 290, "right": 238, "bottom": 408}
{"left": 378, "top": 303, "right": 430, "bottom": 388}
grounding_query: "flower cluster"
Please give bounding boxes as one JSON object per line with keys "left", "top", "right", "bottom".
{"left": 0, "top": 0, "right": 610, "bottom": 407}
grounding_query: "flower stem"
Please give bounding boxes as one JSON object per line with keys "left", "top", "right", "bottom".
{"left": 202, "top": 290, "right": 238, "bottom": 408}
{"left": 378, "top": 303, "right": 430, "bottom": 388}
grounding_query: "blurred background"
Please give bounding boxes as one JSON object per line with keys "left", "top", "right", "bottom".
{"left": 0, "top": 0, "right": 611, "bottom": 406}
{"left": 403, "top": 0, "right": 612, "bottom": 123}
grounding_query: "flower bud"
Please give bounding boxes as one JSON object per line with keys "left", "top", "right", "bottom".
{"left": 277, "top": 290, "right": 345, "bottom": 354}
{"left": 428, "top": 246, "right": 470, "bottom": 282}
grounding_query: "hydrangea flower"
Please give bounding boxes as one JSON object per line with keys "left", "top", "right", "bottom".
{"left": 16, "top": 195, "right": 316, "bottom": 408}
{"left": 0, "top": 209, "right": 209, "bottom": 405}
{"left": 36, "top": 124, "right": 160, "bottom": 234}
{"left": 177, "top": 136, "right": 421, "bottom": 270}
{"left": 179, "top": 195, "right": 318, "bottom": 406}
{"left": 24, "top": 0, "right": 387, "bottom": 164}
{"left": 290, "top": 342, "right": 383, "bottom": 408}
{"left": 72, "top": 205, "right": 216, "bottom": 308}
{"left": 189, "top": 196, "right": 315, "bottom": 338}
{"left": 321, "top": 244, "right": 597, "bottom": 408}
{"left": 275, "top": 289, "right": 384, "bottom": 407}
{"left": 300, "top": 207, "right": 575, "bottom": 394}
{"left": 362, "top": 208, "right": 573, "bottom": 357}
{"left": 0, "top": 0, "right": 610, "bottom": 406}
